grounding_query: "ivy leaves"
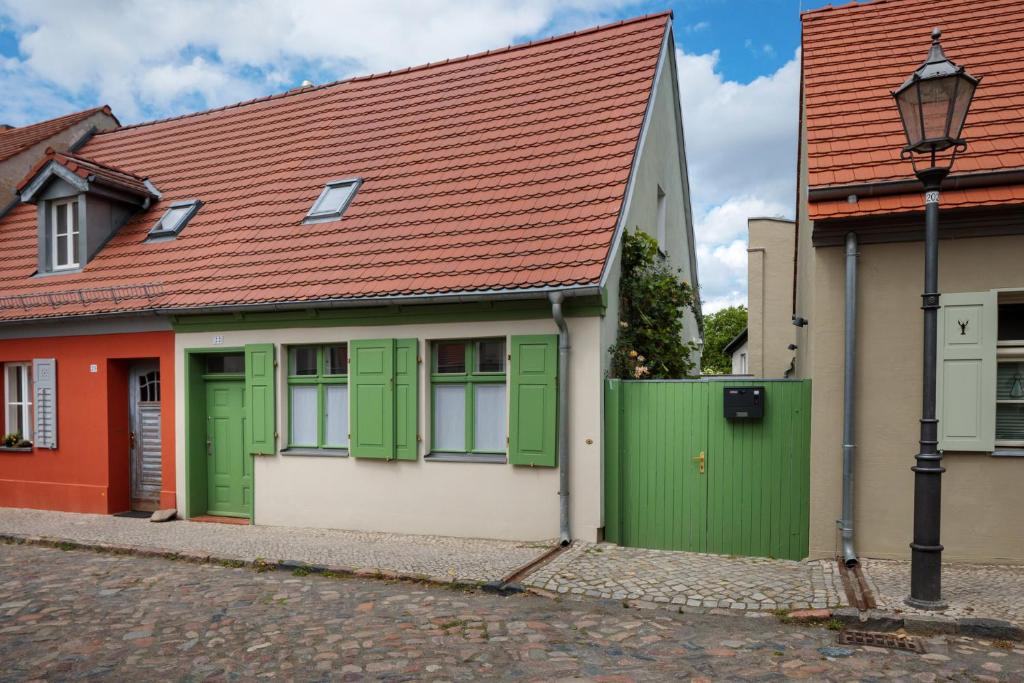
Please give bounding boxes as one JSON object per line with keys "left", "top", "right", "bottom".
{"left": 609, "top": 230, "right": 698, "bottom": 379}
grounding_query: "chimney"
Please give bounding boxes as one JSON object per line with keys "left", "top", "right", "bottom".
{"left": 0, "top": 124, "right": 13, "bottom": 130}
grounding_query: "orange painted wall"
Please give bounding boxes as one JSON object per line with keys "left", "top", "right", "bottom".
{"left": 0, "top": 330, "right": 175, "bottom": 513}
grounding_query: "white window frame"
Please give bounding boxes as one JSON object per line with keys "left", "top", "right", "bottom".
{"left": 51, "top": 197, "right": 79, "bottom": 270}
{"left": 4, "top": 362, "right": 32, "bottom": 441}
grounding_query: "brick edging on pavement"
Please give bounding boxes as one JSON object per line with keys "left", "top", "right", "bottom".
{"left": 0, "top": 532, "right": 488, "bottom": 591}
{"left": 829, "top": 606, "right": 1023, "bottom": 641}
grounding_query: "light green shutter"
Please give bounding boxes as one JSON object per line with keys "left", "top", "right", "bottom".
{"left": 245, "top": 344, "right": 277, "bottom": 456}
{"left": 938, "top": 290, "right": 997, "bottom": 452}
{"left": 509, "top": 334, "right": 558, "bottom": 466}
{"left": 350, "top": 339, "right": 395, "bottom": 459}
{"left": 394, "top": 339, "right": 419, "bottom": 460}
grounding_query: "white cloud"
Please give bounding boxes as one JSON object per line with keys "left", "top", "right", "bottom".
{"left": 0, "top": 0, "right": 636, "bottom": 122}
{"left": 676, "top": 47, "right": 799, "bottom": 312}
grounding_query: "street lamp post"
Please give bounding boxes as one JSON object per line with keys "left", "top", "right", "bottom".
{"left": 892, "top": 28, "right": 980, "bottom": 609}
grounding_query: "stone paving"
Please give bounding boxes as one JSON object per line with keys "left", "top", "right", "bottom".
{"left": 523, "top": 542, "right": 847, "bottom": 612}
{"left": 865, "top": 558, "right": 1024, "bottom": 625}
{"left": 0, "top": 507, "right": 547, "bottom": 584}
{"left": 3, "top": 543, "right": 1024, "bottom": 682}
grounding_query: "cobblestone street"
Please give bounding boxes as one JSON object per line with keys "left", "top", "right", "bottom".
{"left": 3, "top": 543, "right": 1024, "bottom": 681}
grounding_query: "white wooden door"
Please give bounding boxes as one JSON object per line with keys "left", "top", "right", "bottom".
{"left": 130, "top": 363, "right": 162, "bottom": 510}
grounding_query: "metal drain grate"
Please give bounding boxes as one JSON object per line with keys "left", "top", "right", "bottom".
{"left": 839, "top": 630, "right": 926, "bottom": 653}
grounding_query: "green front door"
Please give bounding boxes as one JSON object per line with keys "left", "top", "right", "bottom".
{"left": 205, "top": 379, "right": 251, "bottom": 517}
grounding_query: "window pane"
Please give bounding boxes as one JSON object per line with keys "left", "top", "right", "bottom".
{"left": 71, "top": 201, "right": 79, "bottom": 233}
{"left": 206, "top": 354, "right": 244, "bottom": 374}
{"left": 996, "top": 404, "right": 1024, "bottom": 442}
{"left": 291, "top": 346, "right": 318, "bottom": 375}
{"left": 72, "top": 229, "right": 79, "bottom": 265}
{"left": 325, "top": 344, "right": 348, "bottom": 375}
{"left": 11, "top": 365, "right": 23, "bottom": 401}
{"left": 997, "top": 362, "right": 1024, "bottom": 400}
{"left": 14, "top": 405, "right": 24, "bottom": 437}
{"left": 999, "top": 304, "right": 1024, "bottom": 341}
{"left": 55, "top": 234, "right": 68, "bottom": 266}
{"left": 433, "top": 384, "right": 465, "bottom": 450}
{"left": 314, "top": 184, "right": 355, "bottom": 214}
{"left": 474, "top": 384, "right": 506, "bottom": 452}
{"left": 55, "top": 203, "right": 68, "bottom": 236}
{"left": 436, "top": 342, "right": 465, "bottom": 374}
{"left": 325, "top": 385, "right": 348, "bottom": 447}
{"left": 476, "top": 340, "right": 505, "bottom": 373}
{"left": 290, "top": 385, "right": 318, "bottom": 445}
{"left": 160, "top": 207, "right": 190, "bottom": 234}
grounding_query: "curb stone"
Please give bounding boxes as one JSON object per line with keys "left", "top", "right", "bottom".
{"left": 0, "top": 532, "right": 486, "bottom": 592}
{"left": 828, "top": 607, "right": 1022, "bottom": 641}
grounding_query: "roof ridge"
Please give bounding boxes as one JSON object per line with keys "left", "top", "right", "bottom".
{"left": 99, "top": 11, "right": 672, "bottom": 135}
{"left": 801, "top": 0, "right": 887, "bottom": 20}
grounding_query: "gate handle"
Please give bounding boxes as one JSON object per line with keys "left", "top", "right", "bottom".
{"left": 692, "top": 451, "right": 705, "bottom": 474}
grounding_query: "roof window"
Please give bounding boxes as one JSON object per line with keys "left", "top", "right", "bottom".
{"left": 147, "top": 199, "right": 201, "bottom": 239}
{"left": 304, "top": 178, "right": 361, "bottom": 223}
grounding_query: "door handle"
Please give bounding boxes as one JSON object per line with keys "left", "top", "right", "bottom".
{"left": 207, "top": 439, "right": 213, "bottom": 456}
{"left": 129, "top": 431, "right": 136, "bottom": 450}
{"left": 692, "top": 451, "right": 705, "bottom": 474}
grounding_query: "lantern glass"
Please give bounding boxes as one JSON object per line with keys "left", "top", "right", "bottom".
{"left": 919, "top": 76, "right": 958, "bottom": 142}
{"left": 896, "top": 83, "right": 924, "bottom": 149}
{"left": 948, "top": 74, "right": 977, "bottom": 140}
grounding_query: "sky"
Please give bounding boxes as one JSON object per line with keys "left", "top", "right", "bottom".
{"left": 0, "top": 0, "right": 838, "bottom": 313}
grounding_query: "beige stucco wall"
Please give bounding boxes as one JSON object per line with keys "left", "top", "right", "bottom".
{"left": 601, "top": 36, "right": 702, "bottom": 374}
{"left": 174, "top": 315, "right": 604, "bottom": 542}
{"left": 806, "top": 235, "right": 1024, "bottom": 563}
{"left": 0, "top": 111, "right": 118, "bottom": 207}
{"left": 747, "top": 218, "right": 796, "bottom": 378}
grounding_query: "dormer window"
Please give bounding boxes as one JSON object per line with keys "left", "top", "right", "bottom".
{"left": 304, "top": 178, "right": 361, "bottom": 224}
{"left": 51, "top": 198, "right": 80, "bottom": 270}
{"left": 16, "top": 150, "right": 159, "bottom": 275}
{"left": 147, "top": 199, "right": 201, "bottom": 240}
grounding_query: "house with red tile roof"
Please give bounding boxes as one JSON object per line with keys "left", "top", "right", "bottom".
{"left": 795, "top": 0, "right": 1024, "bottom": 563}
{"left": 0, "top": 12, "right": 701, "bottom": 541}
{"left": 0, "top": 106, "right": 120, "bottom": 211}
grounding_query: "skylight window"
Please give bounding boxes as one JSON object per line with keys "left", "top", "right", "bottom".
{"left": 304, "top": 178, "right": 361, "bottom": 223}
{"left": 147, "top": 199, "right": 201, "bottom": 240}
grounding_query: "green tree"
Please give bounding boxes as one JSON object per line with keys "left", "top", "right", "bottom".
{"left": 701, "top": 305, "right": 748, "bottom": 375}
{"left": 609, "top": 230, "right": 698, "bottom": 379}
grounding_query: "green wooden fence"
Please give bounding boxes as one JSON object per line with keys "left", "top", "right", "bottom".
{"left": 604, "top": 379, "right": 812, "bottom": 561}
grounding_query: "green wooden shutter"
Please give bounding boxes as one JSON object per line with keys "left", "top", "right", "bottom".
{"left": 509, "top": 334, "right": 558, "bottom": 466}
{"left": 394, "top": 339, "right": 419, "bottom": 461}
{"left": 938, "top": 290, "right": 997, "bottom": 452}
{"left": 350, "top": 339, "right": 395, "bottom": 459}
{"left": 245, "top": 344, "right": 277, "bottom": 456}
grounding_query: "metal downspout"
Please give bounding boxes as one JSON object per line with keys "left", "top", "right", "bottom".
{"left": 841, "top": 232, "right": 859, "bottom": 567}
{"left": 549, "top": 292, "right": 571, "bottom": 546}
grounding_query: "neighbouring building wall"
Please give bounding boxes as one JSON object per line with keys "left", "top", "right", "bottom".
{"left": 601, "top": 35, "right": 702, "bottom": 377}
{"left": 0, "top": 329, "right": 175, "bottom": 513}
{"left": 0, "top": 110, "right": 118, "bottom": 208}
{"left": 807, "top": 234, "right": 1024, "bottom": 563}
{"left": 793, "top": 109, "right": 816, "bottom": 381}
{"left": 730, "top": 340, "right": 749, "bottom": 375}
{"left": 746, "top": 218, "right": 796, "bottom": 377}
{"left": 175, "top": 315, "right": 605, "bottom": 542}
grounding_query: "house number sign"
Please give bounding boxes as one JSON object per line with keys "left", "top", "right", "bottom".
{"left": 925, "top": 190, "right": 940, "bottom": 205}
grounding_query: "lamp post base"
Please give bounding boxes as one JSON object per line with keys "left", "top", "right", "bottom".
{"left": 905, "top": 596, "right": 949, "bottom": 611}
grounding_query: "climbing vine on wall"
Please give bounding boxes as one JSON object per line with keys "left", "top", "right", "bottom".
{"left": 609, "top": 230, "right": 698, "bottom": 379}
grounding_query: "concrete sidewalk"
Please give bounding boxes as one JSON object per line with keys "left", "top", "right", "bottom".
{"left": 0, "top": 508, "right": 549, "bottom": 584}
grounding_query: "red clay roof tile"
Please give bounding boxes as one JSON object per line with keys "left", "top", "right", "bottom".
{"left": 804, "top": 0, "right": 1024, "bottom": 219}
{"left": 0, "top": 13, "right": 671, "bottom": 321}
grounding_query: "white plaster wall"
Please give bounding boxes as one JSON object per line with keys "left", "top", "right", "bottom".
{"left": 174, "top": 315, "right": 604, "bottom": 542}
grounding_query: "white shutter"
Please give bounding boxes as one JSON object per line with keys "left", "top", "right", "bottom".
{"left": 937, "top": 291, "right": 996, "bottom": 452}
{"left": 32, "top": 358, "right": 57, "bottom": 449}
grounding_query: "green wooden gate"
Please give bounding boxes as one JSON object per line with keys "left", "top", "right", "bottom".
{"left": 604, "top": 379, "right": 811, "bottom": 561}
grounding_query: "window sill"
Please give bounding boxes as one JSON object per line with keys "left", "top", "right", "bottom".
{"left": 992, "top": 449, "right": 1024, "bottom": 458}
{"left": 0, "top": 446, "right": 33, "bottom": 453}
{"left": 280, "top": 447, "right": 349, "bottom": 458}
{"left": 424, "top": 452, "right": 507, "bottom": 464}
